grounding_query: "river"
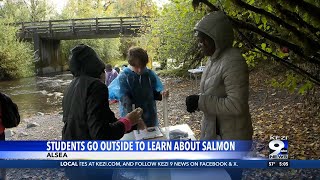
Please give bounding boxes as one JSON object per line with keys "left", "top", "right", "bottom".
{"left": 0, "top": 72, "right": 73, "bottom": 118}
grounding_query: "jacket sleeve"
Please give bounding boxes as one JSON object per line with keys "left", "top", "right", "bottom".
{"left": 149, "top": 70, "right": 164, "bottom": 92}
{"left": 86, "top": 81, "right": 125, "bottom": 140}
{"left": 149, "top": 70, "right": 164, "bottom": 101}
{"left": 198, "top": 57, "right": 249, "bottom": 116}
{"left": 118, "top": 74, "right": 133, "bottom": 117}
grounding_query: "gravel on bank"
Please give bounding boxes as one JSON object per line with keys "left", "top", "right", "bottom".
{"left": 5, "top": 114, "right": 64, "bottom": 141}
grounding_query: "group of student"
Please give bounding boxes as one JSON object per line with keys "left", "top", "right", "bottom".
{"left": 62, "top": 11, "right": 253, "bottom": 180}
{"left": 62, "top": 45, "right": 169, "bottom": 141}
{"left": 0, "top": 11, "right": 253, "bottom": 180}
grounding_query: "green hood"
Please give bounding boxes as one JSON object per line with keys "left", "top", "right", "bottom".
{"left": 194, "top": 11, "right": 234, "bottom": 59}
{"left": 69, "top": 44, "right": 105, "bottom": 78}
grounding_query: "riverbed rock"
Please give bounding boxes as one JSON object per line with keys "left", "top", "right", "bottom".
{"left": 5, "top": 130, "right": 15, "bottom": 137}
{"left": 39, "top": 90, "right": 48, "bottom": 95}
{"left": 27, "top": 122, "right": 40, "bottom": 128}
{"left": 18, "top": 132, "right": 28, "bottom": 137}
{"left": 53, "top": 92, "right": 63, "bottom": 99}
{"left": 37, "top": 112, "right": 45, "bottom": 116}
{"left": 173, "top": 79, "right": 183, "bottom": 84}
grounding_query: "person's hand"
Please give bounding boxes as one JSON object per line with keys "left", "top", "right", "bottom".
{"left": 161, "top": 90, "right": 169, "bottom": 98}
{"left": 137, "top": 120, "right": 147, "bottom": 130}
{"left": 186, "top": 95, "right": 199, "bottom": 113}
{"left": 125, "top": 107, "right": 143, "bottom": 126}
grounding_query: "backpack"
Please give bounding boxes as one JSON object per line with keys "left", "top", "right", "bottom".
{"left": 0, "top": 92, "right": 20, "bottom": 128}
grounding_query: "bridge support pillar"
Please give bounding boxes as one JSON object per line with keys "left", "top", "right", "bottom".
{"left": 34, "top": 36, "right": 62, "bottom": 75}
{"left": 33, "top": 34, "right": 42, "bottom": 75}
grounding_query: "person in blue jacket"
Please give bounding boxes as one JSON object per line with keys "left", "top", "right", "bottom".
{"left": 110, "top": 47, "right": 169, "bottom": 128}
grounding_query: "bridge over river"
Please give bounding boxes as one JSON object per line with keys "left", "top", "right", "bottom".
{"left": 16, "top": 16, "right": 148, "bottom": 74}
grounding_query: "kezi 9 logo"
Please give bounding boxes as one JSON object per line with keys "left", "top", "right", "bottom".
{"left": 269, "top": 136, "right": 288, "bottom": 159}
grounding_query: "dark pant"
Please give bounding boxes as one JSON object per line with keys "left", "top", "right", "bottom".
{"left": 225, "top": 169, "right": 243, "bottom": 180}
{"left": 0, "top": 133, "right": 6, "bottom": 180}
{"left": 0, "top": 133, "right": 4, "bottom": 140}
{"left": 224, "top": 141, "right": 251, "bottom": 180}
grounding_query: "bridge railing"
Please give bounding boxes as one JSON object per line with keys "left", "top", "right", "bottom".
{"left": 15, "top": 16, "right": 148, "bottom": 38}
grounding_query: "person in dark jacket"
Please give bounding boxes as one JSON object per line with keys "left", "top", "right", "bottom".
{"left": 0, "top": 103, "right": 4, "bottom": 141}
{"left": 62, "top": 44, "right": 144, "bottom": 179}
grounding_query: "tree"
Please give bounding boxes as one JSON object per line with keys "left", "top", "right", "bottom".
{"left": 0, "top": 0, "right": 29, "bottom": 22}
{"left": 108, "top": 0, "right": 159, "bottom": 60}
{"left": 109, "top": 0, "right": 158, "bottom": 17}
{"left": 0, "top": 0, "right": 54, "bottom": 22}
{"left": 60, "top": 0, "right": 112, "bottom": 19}
{"left": 0, "top": 19, "right": 34, "bottom": 79}
{"left": 143, "top": 0, "right": 319, "bottom": 92}
{"left": 140, "top": 0, "right": 203, "bottom": 70}
{"left": 58, "top": 0, "right": 121, "bottom": 65}
{"left": 24, "top": 0, "right": 54, "bottom": 21}
{"left": 192, "top": 0, "right": 320, "bottom": 90}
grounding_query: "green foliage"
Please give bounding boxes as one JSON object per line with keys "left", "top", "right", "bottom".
{"left": 61, "top": 38, "right": 121, "bottom": 66}
{"left": 0, "top": 0, "right": 29, "bottom": 22}
{"left": 108, "top": 59, "right": 127, "bottom": 68}
{"left": 0, "top": 0, "right": 54, "bottom": 22}
{"left": 222, "top": 0, "right": 319, "bottom": 93}
{"left": 0, "top": 20, "right": 34, "bottom": 79}
{"left": 140, "top": 0, "right": 203, "bottom": 69}
{"left": 58, "top": 0, "right": 124, "bottom": 65}
{"left": 271, "top": 72, "right": 314, "bottom": 95}
{"left": 0, "top": 0, "right": 159, "bottom": 79}
{"left": 242, "top": 51, "right": 257, "bottom": 67}
{"left": 109, "top": 0, "right": 159, "bottom": 60}
{"left": 59, "top": 0, "right": 108, "bottom": 19}
{"left": 109, "top": 0, "right": 158, "bottom": 17}
{"left": 59, "top": 0, "right": 159, "bottom": 66}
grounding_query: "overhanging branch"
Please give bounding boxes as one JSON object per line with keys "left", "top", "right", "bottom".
{"left": 192, "top": 0, "right": 320, "bottom": 85}
{"left": 232, "top": 0, "right": 320, "bottom": 53}
{"left": 274, "top": 3, "right": 320, "bottom": 40}
{"left": 234, "top": 26, "right": 320, "bottom": 86}
{"left": 284, "top": 0, "right": 320, "bottom": 21}
{"left": 231, "top": 18, "right": 320, "bottom": 66}
{"left": 192, "top": 0, "right": 219, "bottom": 11}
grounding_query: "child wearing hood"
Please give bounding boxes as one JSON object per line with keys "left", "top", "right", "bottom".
{"left": 117, "top": 47, "right": 169, "bottom": 129}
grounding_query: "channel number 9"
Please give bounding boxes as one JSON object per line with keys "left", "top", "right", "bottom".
{"left": 269, "top": 140, "right": 285, "bottom": 156}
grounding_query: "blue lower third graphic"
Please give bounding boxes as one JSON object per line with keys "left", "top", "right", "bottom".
{"left": 0, "top": 160, "right": 318, "bottom": 168}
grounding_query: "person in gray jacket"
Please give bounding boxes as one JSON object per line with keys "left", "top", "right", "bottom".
{"left": 186, "top": 11, "right": 253, "bottom": 180}
{"left": 186, "top": 11, "right": 253, "bottom": 141}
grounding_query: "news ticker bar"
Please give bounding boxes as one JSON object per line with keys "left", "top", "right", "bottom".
{"left": 0, "top": 160, "right": 318, "bottom": 168}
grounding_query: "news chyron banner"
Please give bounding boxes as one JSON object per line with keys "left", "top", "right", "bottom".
{"left": 0, "top": 140, "right": 319, "bottom": 168}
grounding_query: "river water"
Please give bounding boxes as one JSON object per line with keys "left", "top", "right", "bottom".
{"left": 0, "top": 72, "right": 73, "bottom": 118}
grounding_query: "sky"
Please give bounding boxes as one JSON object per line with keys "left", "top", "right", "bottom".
{"left": 49, "top": 0, "right": 170, "bottom": 14}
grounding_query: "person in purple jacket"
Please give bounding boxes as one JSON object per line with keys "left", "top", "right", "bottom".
{"left": 105, "top": 64, "right": 118, "bottom": 86}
